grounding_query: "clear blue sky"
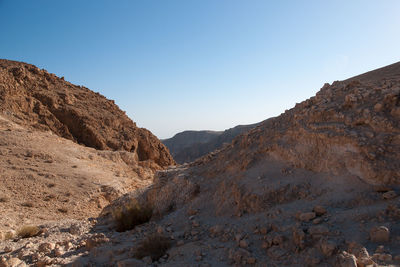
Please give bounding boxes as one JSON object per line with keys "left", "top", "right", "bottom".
{"left": 1, "top": 1, "right": 399, "bottom": 138}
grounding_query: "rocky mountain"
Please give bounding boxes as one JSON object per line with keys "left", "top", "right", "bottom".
{"left": 1, "top": 62, "right": 400, "bottom": 267}
{"left": 0, "top": 59, "right": 174, "bottom": 235}
{"left": 163, "top": 123, "right": 260, "bottom": 163}
{"left": 0, "top": 59, "right": 175, "bottom": 168}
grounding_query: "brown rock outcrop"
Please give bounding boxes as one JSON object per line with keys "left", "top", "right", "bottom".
{"left": 0, "top": 59, "right": 174, "bottom": 168}
{"left": 197, "top": 62, "right": 400, "bottom": 185}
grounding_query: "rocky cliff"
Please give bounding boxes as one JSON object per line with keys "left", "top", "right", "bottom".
{"left": 0, "top": 59, "right": 175, "bottom": 168}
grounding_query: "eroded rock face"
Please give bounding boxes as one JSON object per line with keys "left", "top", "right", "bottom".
{"left": 0, "top": 59, "right": 175, "bottom": 168}
{"left": 196, "top": 62, "right": 400, "bottom": 185}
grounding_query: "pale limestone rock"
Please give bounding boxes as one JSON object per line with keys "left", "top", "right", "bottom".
{"left": 337, "top": 251, "right": 357, "bottom": 267}
{"left": 299, "top": 212, "right": 316, "bottom": 222}
{"left": 313, "top": 206, "right": 327, "bottom": 216}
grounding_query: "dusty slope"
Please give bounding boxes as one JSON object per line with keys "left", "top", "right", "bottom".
{"left": 0, "top": 59, "right": 175, "bottom": 168}
{"left": 194, "top": 61, "right": 400, "bottom": 186}
{"left": 0, "top": 114, "right": 154, "bottom": 232}
{"left": 163, "top": 123, "right": 259, "bottom": 164}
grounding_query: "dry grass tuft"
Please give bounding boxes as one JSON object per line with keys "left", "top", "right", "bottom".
{"left": 0, "top": 196, "right": 10, "bottom": 203}
{"left": 113, "top": 201, "right": 153, "bottom": 232}
{"left": 58, "top": 207, "right": 68, "bottom": 213}
{"left": 134, "top": 233, "right": 171, "bottom": 261}
{"left": 17, "top": 225, "right": 40, "bottom": 238}
{"left": 21, "top": 201, "right": 34, "bottom": 207}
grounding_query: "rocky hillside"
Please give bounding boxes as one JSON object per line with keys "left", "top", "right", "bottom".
{"left": 0, "top": 59, "right": 175, "bottom": 168}
{"left": 163, "top": 123, "right": 259, "bottom": 164}
{"left": 196, "top": 61, "right": 400, "bottom": 186}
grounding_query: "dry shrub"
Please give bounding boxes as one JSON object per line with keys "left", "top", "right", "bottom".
{"left": 0, "top": 196, "right": 10, "bottom": 203}
{"left": 21, "top": 202, "right": 34, "bottom": 207}
{"left": 134, "top": 233, "right": 171, "bottom": 261}
{"left": 58, "top": 207, "right": 68, "bottom": 213}
{"left": 17, "top": 225, "right": 40, "bottom": 238}
{"left": 113, "top": 201, "right": 153, "bottom": 232}
{"left": 4, "top": 231, "right": 14, "bottom": 240}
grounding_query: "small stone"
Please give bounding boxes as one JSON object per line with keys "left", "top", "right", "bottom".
{"left": 191, "top": 230, "right": 199, "bottom": 236}
{"left": 313, "top": 206, "right": 327, "bottom": 216}
{"left": 319, "top": 240, "right": 336, "bottom": 257}
{"left": 156, "top": 226, "right": 164, "bottom": 234}
{"left": 239, "top": 240, "right": 248, "bottom": 248}
{"left": 86, "top": 233, "right": 109, "bottom": 250}
{"left": 259, "top": 227, "right": 268, "bottom": 235}
{"left": 209, "top": 225, "right": 223, "bottom": 235}
{"left": 54, "top": 247, "right": 64, "bottom": 257}
{"left": 299, "top": 212, "right": 316, "bottom": 222}
{"left": 382, "top": 191, "right": 397, "bottom": 200}
{"left": 192, "top": 221, "right": 200, "bottom": 227}
{"left": 196, "top": 255, "right": 202, "bottom": 261}
{"left": 337, "top": 251, "right": 357, "bottom": 267}
{"left": 370, "top": 226, "right": 390, "bottom": 242}
{"left": 375, "top": 245, "right": 385, "bottom": 253}
{"left": 24, "top": 242, "right": 34, "bottom": 249}
{"left": 69, "top": 224, "right": 82, "bottom": 235}
{"left": 247, "top": 257, "right": 256, "bottom": 264}
{"left": 4, "top": 246, "right": 13, "bottom": 253}
{"left": 65, "top": 241, "right": 74, "bottom": 250}
{"left": 313, "top": 218, "right": 323, "bottom": 224}
{"left": 309, "top": 225, "right": 329, "bottom": 237}
{"left": 177, "top": 240, "right": 184, "bottom": 246}
{"left": 38, "top": 242, "right": 55, "bottom": 254}
{"left": 374, "top": 103, "right": 383, "bottom": 112}
{"left": 142, "top": 256, "right": 152, "bottom": 264}
{"left": 379, "top": 253, "right": 392, "bottom": 262}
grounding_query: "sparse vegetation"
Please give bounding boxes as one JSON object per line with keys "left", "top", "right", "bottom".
{"left": 134, "top": 233, "right": 171, "bottom": 261}
{"left": 21, "top": 201, "right": 34, "bottom": 207}
{"left": 58, "top": 207, "right": 68, "bottom": 213}
{"left": 4, "top": 231, "right": 15, "bottom": 240}
{"left": 17, "top": 225, "right": 40, "bottom": 238}
{"left": 0, "top": 196, "right": 10, "bottom": 203}
{"left": 113, "top": 201, "right": 153, "bottom": 232}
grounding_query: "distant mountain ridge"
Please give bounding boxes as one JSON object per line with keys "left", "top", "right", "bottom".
{"left": 162, "top": 123, "right": 261, "bottom": 163}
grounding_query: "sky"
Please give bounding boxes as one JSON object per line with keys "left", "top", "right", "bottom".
{"left": 0, "top": 1, "right": 399, "bottom": 139}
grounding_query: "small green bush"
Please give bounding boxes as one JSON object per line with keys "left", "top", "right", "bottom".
{"left": 17, "top": 225, "right": 40, "bottom": 238}
{"left": 113, "top": 201, "right": 153, "bottom": 232}
{"left": 134, "top": 233, "right": 171, "bottom": 261}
